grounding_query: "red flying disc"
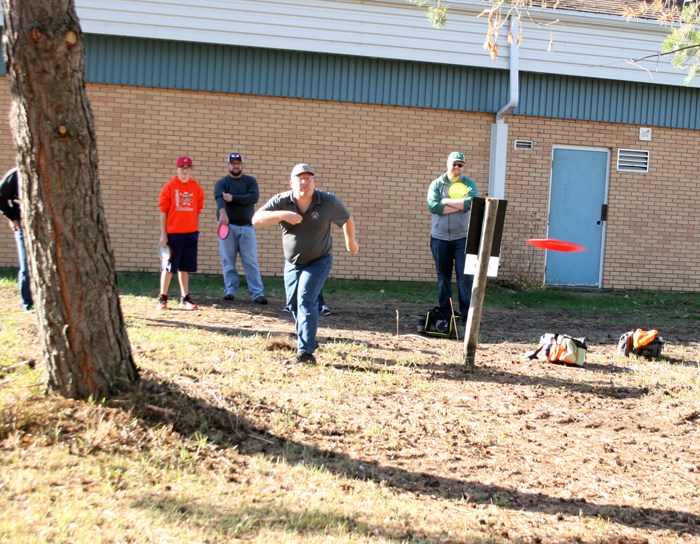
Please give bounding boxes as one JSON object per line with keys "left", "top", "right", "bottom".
{"left": 526, "top": 238, "right": 585, "bottom": 252}
{"left": 217, "top": 223, "right": 230, "bottom": 240}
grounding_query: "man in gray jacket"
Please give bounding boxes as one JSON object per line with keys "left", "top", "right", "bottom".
{"left": 426, "top": 151, "right": 478, "bottom": 321}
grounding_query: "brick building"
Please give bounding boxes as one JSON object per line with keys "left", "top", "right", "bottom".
{"left": 0, "top": 0, "right": 698, "bottom": 290}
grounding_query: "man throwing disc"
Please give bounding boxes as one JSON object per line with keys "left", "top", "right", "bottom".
{"left": 253, "top": 163, "right": 359, "bottom": 365}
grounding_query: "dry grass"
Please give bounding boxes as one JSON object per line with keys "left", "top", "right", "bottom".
{"left": 1, "top": 277, "right": 699, "bottom": 543}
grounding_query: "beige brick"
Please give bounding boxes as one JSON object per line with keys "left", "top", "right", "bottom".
{"left": 0, "top": 81, "right": 697, "bottom": 291}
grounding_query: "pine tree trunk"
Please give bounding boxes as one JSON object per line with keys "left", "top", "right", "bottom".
{"left": 2, "top": 0, "right": 139, "bottom": 399}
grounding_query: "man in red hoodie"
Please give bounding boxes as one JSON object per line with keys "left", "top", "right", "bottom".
{"left": 158, "top": 156, "right": 205, "bottom": 310}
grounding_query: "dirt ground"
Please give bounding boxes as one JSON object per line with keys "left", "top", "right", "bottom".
{"left": 3, "top": 288, "right": 699, "bottom": 543}
{"left": 164, "top": 292, "right": 700, "bottom": 543}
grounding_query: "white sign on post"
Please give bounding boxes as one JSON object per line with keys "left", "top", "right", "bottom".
{"left": 463, "top": 197, "right": 507, "bottom": 277}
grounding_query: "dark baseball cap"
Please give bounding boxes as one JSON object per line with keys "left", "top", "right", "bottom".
{"left": 228, "top": 153, "right": 243, "bottom": 162}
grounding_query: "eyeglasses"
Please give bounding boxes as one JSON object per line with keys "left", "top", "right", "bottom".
{"left": 452, "top": 163, "right": 465, "bottom": 168}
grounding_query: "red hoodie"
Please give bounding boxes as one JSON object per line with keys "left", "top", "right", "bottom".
{"left": 159, "top": 175, "right": 204, "bottom": 234}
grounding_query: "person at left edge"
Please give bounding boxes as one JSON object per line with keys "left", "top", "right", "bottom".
{"left": 214, "top": 152, "right": 267, "bottom": 304}
{"left": 252, "top": 163, "right": 359, "bottom": 366}
{"left": 0, "top": 167, "right": 34, "bottom": 312}
{"left": 157, "top": 155, "right": 205, "bottom": 311}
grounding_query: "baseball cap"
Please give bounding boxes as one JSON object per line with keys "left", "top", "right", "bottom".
{"left": 176, "top": 156, "right": 193, "bottom": 168}
{"left": 291, "top": 163, "right": 315, "bottom": 177}
{"left": 448, "top": 151, "right": 465, "bottom": 163}
{"left": 228, "top": 153, "right": 243, "bottom": 163}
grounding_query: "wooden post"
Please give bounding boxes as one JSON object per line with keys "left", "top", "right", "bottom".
{"left": 463, "top": 197, "right": 499, "bottom": 370}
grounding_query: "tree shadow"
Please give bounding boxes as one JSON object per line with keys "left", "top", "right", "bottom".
{"left": 140, "top": 315, "right": 652, "bottom": 400}
{"left": 130, "top": 494, "right": 488, "bottom": 544}
{"left": 143, "top": 316, "right": 275, "bottom": 339}
{"left": 330, "top": 360, "right": 400, "bottom": 373}
{"left": 459, "top": 366, "right": 650, "bottom": 399}
{"left": 642, "top": 355, "right": 699, "bottom": 367}
{"left": 112, "top": 376, "right": 700, "bottom": 538}
{"left": 442, "top": 364, "right": 647, "bottom": 399}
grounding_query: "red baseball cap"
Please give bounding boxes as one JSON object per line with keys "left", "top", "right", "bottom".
{"left": 176, "top": 156, "right": 193, "bottom": 168}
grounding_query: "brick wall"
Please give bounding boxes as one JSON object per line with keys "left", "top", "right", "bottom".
{"left": 0, "top": 80, "right": 698, "bottom": 291}
{"left": 503, "top": 117, "right": 700, "bottom": 291}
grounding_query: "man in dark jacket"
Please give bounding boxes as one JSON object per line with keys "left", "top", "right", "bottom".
{"left": 0, "top": 167, "right": 34, "bottom": 311}
{"left": 214, "top": 153, "right": 267, "bottom": 304}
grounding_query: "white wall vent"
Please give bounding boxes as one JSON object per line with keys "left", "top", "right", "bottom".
{"left": 617, "top": 149, "right": 650, "bottom": 173}
{"left": 514, "top": 140, "right": 533, "bottom": 150}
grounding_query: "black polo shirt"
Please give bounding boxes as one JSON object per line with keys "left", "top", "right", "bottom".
{"left": 260, "top": 189, "right": 351, "bottom": 265}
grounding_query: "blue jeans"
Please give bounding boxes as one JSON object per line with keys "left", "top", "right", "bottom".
{"left": 430, "top": 236, "right": 472, "bottom": 320}
{"left": 218, "top": 224, "right": 265, "bottom": 299}
{"left": 283, "top": 253, "right": 332, "bottom": 355}
{"left": 15, "top": 229, "right": 33, "bottom": 310}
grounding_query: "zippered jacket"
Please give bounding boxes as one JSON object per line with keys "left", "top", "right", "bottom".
{"left": 426, "top": 173, "right": 478, "bottom": 241}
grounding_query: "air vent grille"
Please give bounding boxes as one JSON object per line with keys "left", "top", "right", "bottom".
{"left": 617, "top": 149, "right": 650, "bottom": 173}
{"left": 514, "top": 140, "right": 533, "bottom": 150}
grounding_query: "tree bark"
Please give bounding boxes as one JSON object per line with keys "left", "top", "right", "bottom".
{"left": 2, "top": 0, "right": 139, "bottom": 399}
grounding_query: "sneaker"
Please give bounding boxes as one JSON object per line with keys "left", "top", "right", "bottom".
{"left": 254, "top": 295, "right": 268, "bottom": 305}
{"left": 282, "top": 352, "right": 317, "bottom": 365}
{"left": 319, "top": 304, "right": 331, "bottom": 316}
{"left": 223, "top": 293, "right": 236, "bottom": 301}
{"left": 179, "top": 294, "right": 198, "bottom": 311}
{"left": 157, "top": 294, "right": 168, "bottom": 311}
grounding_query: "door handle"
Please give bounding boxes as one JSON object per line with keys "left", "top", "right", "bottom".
{"left": 597, "top": 204, "right": 608, "bottom": 226}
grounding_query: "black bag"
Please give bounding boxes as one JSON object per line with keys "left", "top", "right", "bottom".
{"left": 617, "top": 329, "right": 664, "bottom": 359}
{"left": 635, "top": 340, "right": 664, "bottom": 359}
{"left": 417, "top": 307, "right": 461, "bottom": 339}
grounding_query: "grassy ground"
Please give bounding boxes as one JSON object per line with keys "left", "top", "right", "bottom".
{"left": 1, "top": 271, "right": 699, "bottom": 543}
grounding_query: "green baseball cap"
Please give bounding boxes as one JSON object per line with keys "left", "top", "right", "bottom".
{"left": 448, "top": 151, "right": 465, "bottom": 163}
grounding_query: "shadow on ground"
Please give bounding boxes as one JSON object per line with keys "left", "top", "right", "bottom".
{"left": 113, "top": 375, "right": 700, "bottom": 539}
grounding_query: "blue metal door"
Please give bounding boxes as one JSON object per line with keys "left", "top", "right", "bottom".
{"left": 546, "top": 147, "right": 608, "bottom": 286}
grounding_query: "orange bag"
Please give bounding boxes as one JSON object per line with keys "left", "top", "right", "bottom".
{"left": 526, "top": 333, "right": 587, "bottom": 367}
{"left": 619, "top": 329, "right": 664, "bottom": 359}
{"left": 632, "top": 329, "right": 658, "bottom": 349}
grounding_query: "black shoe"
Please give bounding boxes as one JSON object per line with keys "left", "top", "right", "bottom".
{"left": 282, "top": 352, "right": 317, "bottom": 365}
{"left": 254, "top": 295, "right": 268, "bottom": 305}
{"left": 223, "top": 293, "right": 236, "bottom": 301}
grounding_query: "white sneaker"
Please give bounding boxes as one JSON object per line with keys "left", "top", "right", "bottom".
{"left": 179, "top": 295, "right": 198, "bottom": 311}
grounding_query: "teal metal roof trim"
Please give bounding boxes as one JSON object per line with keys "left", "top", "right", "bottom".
{"left": 82, "top": 34, "right": 509, "bottom": 113}
{"left": 1, "top": 34, "right": 696, "bottom": 129}
{"left": 519, "top": 73, "right": 699, "bottom": 129}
